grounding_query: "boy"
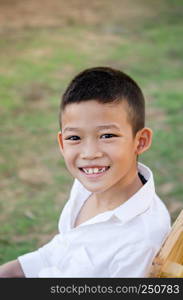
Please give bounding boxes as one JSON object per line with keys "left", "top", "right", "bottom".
{"left": 0, "top": 67, "right": 171, "bottom": 277}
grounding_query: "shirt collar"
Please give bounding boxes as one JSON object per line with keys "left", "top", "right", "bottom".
{"left": 113, "top": 162, "right": 155, "bottom": 224}
{"left": 69, "top": 162, "right": 155, "bottom": 228}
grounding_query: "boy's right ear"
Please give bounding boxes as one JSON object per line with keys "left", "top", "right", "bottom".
{"left": 57, "top": 131, "right": 64, "bottom": 155}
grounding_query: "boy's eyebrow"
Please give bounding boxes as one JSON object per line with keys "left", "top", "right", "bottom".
{"left": 96, "top": 124, "right": 121, "bottom": 131}
{"left": 63, "top": 124, "right": 121, "bottom": 133}
{"left": 63, "top": 127, "right": 81, "bottom": 134}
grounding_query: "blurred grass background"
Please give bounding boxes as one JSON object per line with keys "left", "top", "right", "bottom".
{"left": 0, "top": 0, "right": 182, "bottom": 264}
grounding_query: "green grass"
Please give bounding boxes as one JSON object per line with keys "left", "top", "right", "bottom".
{"left": 0, "top": 0, "right": 182, "bottom": 264}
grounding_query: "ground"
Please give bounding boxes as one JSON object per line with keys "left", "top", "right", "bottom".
{"left": 0, "top": 0, "right": 162, "bottom": 30}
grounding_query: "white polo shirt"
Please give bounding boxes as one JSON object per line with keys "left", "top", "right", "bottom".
{"left": 18, "top": 163, "right": 171, "bottom": 277}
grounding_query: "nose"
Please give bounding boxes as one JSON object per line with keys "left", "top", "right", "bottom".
{"left": 80, "top": 140, "right": 103, "bottom": 160}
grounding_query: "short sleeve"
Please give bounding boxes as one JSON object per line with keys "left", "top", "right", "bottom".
{"left": 18, "top": 234, "right": 61, "bottom": 277}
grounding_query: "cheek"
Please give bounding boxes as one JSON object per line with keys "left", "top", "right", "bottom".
{"left": 109, "top": 145, "right": 133, "bottom": 163}
{"left": 106, "top": 143, "right": 125, "bottom": 156}
{"left": 62, "top": 146, "right": 77, "bottom": 164}
{"left": 63, "top": 155, "right": 76, "bottom": 173}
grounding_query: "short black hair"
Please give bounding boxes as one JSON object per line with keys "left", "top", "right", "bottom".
{"left": 60, "top": 66, "right": 145, "bottom": 136}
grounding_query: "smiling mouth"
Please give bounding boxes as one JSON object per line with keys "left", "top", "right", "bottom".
{"left": 79, "top": 166, "right": 110, "bottom": 175}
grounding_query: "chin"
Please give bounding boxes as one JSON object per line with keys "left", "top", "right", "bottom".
{"left": 81, "top": 182, "right": 108, "bottom": 193}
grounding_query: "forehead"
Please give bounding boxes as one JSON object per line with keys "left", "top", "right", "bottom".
{"left": 61, "top": 100, "right": 132, "bottom": 131}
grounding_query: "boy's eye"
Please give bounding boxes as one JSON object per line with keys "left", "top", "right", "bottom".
{"left": 65, "top": 136, "right": 80, "bottom": 140}
{"left": 65, "top": 134, "right": 118, "bottom": 141}
{"left": 101, "top": 133, "right": 117, "bottom": 139}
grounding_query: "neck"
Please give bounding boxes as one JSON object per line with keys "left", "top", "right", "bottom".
{"left": 93, "top": 171, "right": 143, "bottom": 211}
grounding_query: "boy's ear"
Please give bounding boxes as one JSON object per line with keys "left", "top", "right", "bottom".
{"left": 57, "top": 131, "right": 64, "bottom": 156}
{"left": 135, "top": 127, "right": 153, "bottom": 155}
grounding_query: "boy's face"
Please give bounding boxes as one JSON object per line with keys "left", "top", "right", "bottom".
{"left": 58, "top": 100, "right": 152, "bottom": 193}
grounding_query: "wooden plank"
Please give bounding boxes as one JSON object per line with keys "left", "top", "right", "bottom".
{"left": 148, "top": 209, "right": 183, "bottom": 277}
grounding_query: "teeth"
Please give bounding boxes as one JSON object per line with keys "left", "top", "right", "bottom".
{"left": 82, "top": 167, "right": 107, "bottom": 174}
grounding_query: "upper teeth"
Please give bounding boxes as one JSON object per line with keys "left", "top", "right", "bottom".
{"left": 82, "top": 167, "right": 107, "bottom": 174}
